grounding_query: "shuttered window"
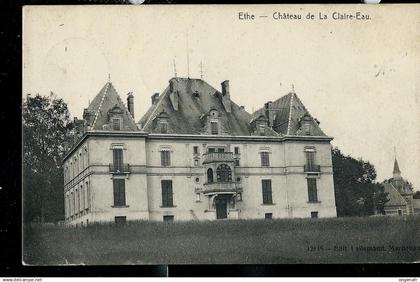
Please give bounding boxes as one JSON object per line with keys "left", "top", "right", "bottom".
{"left": 112, "top": 118, "right": 121, "bottom": 130}
{"left": 211, "top": 121, "right": 218, "bottom": 135}
{"left": 113, "top": 179, "right": 126, "bottom": 206}
{"left": 262, "top": 179, "right": 273, "bottom": 204}
{"left": 161, "top": 151, "right": 171, "bottom": 167}
{"left": 113, "top": 149, "right": 123, "bottom": 171}
{"left": 161, "top": 180, "right": 173, "bottom": 207}
{"left": 261, "top": 152, "right": 270, "bottom": 167}
{"left": 306, "top": 150, "right": 315, "bottom": 169}
{"left": 307, "top": 178, "right": 318, "bottom": 202}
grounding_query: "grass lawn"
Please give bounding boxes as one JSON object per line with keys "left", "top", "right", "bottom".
{"left": 23, "top": 215, "right": 420, "bottom": 265}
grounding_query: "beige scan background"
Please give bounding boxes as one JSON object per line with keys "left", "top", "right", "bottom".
{"left": 23, "top": 4, "right": 420, "bottom": 189}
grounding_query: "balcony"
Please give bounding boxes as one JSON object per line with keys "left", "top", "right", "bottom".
{"left": 203, "top": 181, "right": 239, "bottom": 195}
{"left": 304, "top": 164, "right": 321, "bottom": 173}
{"left": 109, "top": 163, "right": 130, "bottom": 174}
{"left": 202, "top": 152, "right": 234, "bottom": 164}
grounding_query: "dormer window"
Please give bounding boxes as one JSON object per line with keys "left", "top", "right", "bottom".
{"left": 112, "top": 118, "right": 121, "bottom": 130}
{"left": 211, "top": 121, "right": 218, "bottom": 135}
{"left": 259, "top": 125, "right": 265, "bottom": 136}
{"left": 155, "top": 110, "right": 169, "bottom": 133}
{"left": 160, "top": 122, "right": 168, "bottom": 133}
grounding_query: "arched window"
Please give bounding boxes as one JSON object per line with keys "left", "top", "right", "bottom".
{"left": 207, "top": 168, "right": 214, "bottom": 183}
{"left": 216, "top": 164, "right": 232, "bottom": 182}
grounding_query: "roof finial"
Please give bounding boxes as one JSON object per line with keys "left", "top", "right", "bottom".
{"left": 186, "top": 32, "right": 190, "bottom": 79}
{"left": 291, "top": 83, "right": 295, "bottom": 93}
{"left": 173, "top": 59, "right": 177, "bottom": 78}
{"left": 200, "top": 61, "right": 204, "bottom": 79}
{"left": 108, "top": 73, "right": 111, "bottom": 82}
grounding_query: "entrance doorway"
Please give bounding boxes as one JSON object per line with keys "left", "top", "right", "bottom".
{"left": 215, "top": 196, "right": 228, "bottom": 219}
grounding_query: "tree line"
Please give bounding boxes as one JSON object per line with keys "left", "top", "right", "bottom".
{"left": 22, "top": 94, "right": 388, "bottom": 222}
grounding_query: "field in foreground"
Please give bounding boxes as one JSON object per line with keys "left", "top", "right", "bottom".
{"left": 23, "top": 216, "right": 420, "bottom": 265}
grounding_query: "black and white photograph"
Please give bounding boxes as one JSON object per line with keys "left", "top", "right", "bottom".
{"left": 22, "top": 4, "right": 420, "bottom": 265}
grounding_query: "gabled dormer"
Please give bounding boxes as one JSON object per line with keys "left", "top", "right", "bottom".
{"left": 250, "top": 114, "right": 268, "bottom": 136}
{"left": 296, "top": 113, "right": 320, "bottom": 136}
{"left": 153, "top": 110, "right": 170, "bottom": 133}
{"left": 200, "top": 108, "right": 224, "bottom": 135}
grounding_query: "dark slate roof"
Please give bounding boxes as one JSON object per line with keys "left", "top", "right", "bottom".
{"left": 393, "top": 158, "right": 401, "bottom": 174}
{"left": 383, "top": 182, "right": 408, "bottom": 207}
{"left": 252, "top": 92, "right": 327, "bottom": 136}
{"left": 85, "top": 82, "right": 138, "bottom": 131}
{"left": 138, "top": 78, "right": 254, "bottom": 135}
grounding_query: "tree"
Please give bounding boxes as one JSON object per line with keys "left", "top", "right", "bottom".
{"left": 332, "top": 147, "right": 388, "bottom": 217}
{"left": 23, "top": 93, "right": 75, "bottom": 223}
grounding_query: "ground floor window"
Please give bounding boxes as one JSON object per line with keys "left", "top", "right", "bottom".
{"left": 265, "top": 213, "right": 273, "bottom": 219}
{"left": 113, "top": 179, "right": 126, "bottom": 206}
{"left": 163, "top": 215, "right": 174, "bottom": 222}
{"left": 311, "top": 211, "right": 318, "bottom": 218}
{"left": 115, "top": 216, "right": 126, "bottom": 225}
{"left": 161, "top": 180, "right": 174, "bottom": 207}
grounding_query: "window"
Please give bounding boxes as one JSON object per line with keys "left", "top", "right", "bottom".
{"left": 260, "top": 152, "right": 270, "bottom": 167}
{"left": 311, "top": 211, "right": 318, "bottom": 218}
{"left": 208, "top": 148, "right": 215, "bottom": 153}
{"left": 305, "top": 149, "right": 315, "bottom": 169}
{"left": 161, "top": 180, "right": 173, "bottom": 207}
{"left": 234, "top": 147, "right": 240, "bottom": 155}
{"left": 259, "top": 125, "right": 265, "bottom": 136}
{"left": 160, "top": 122, "right": 168, "bottom": 133}
{"left": 265, "top": 213, "right": 273, "bottom": 219}
{"left": 80, "top": 185, "right": 84, "bottom": 213}
{"left": 193, "top": 146, "right": 199, "bottom": 155}
{"left": 234, "top": 159, "right": 240, "bottom": 166}
{"left": 196, "top": 193, "right": 201, "bottom": 202}
{"left": 112, "top": 118, "right": 121, "bottom": 130}
{"left": 398, "top": 209, "right": 402, "bottom": 216}
{"left": 262, "top": 179, "right": 273, "bottom": 204}
{"left": 211, "top": 121, "right": 218, "bottom": 135}
{"left": 194, "top": 159, "right": 199, "bottom": 166}
{"left": 113, "top": 179, "right": 126, "bottom": 206}
{"left": 307, "top": 178, "right": 318, "bottom": 202}
{"left": 207, "top": 168, "right": 214, "bottom": 183}
{"left": 115, "top": 216, "right": 126, "bottom": 225}
{"left": 113, "top": 149, "right": 123, "bottom": 171}
{"left": 75, "top": 189, "right": 79, "bottom": 215}
{"left": 161, "top": 151, "right": 171, "bottom": 167}
{"left": 163, "top": 215, "right": 174, "bottom": 222}
{"left": 216, "top": 164, "right": 232, "bottom": 182}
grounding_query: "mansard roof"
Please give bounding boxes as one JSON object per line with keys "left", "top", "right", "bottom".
{"left": 138, "top": 78, "right": 253, "bottom": 135}
{"left": 84, "top": 82, "right": 138, "bottom": 131}
{"left": 252, "top": 92, "right": 327, "bottom": 136}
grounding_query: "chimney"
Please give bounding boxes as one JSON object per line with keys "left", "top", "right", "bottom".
{"left": 151, "top": 93, "right": 160, "bottom": 105}
{"left": 264, "top": 101, "right": 274, "bottom": 127}
{"left": 127, "top": 92, "right": 134, "bottom": 119}
{"left": 169, "top": 79, "right": 179, "bottom": 111}
{"left": 221, "top": 80, "right": 231, "bottom": 113}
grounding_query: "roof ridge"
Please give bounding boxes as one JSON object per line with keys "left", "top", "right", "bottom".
{"left": 286, "top": 93, "right": 294, "bottom": 135}
{"left": 92, "top": 82, "right": 110, "bottom": 129}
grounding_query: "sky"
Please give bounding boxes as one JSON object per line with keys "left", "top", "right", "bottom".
{"left": 23, "top": 5, "right": 420, "bottom": 189}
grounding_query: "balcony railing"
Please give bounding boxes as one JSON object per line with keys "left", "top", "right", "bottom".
{"left": 304, "top": 164, "right": 321, "bottom": 173}
{"left": 202, "top": 152, "right": 234, "bottom": 164}
{"left": 109, "top": 163, "right": 130, "bottom": 174}
{"left": 202, "top": 181, "right": 239, "bottom": 194}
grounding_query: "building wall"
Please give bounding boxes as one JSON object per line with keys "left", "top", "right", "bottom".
{"left": 64, "top": 135, "right": 337, "bottom": 224}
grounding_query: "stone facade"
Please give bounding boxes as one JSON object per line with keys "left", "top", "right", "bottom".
{"left": 63, "top": 77, "right": 337, "bottom": 225}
